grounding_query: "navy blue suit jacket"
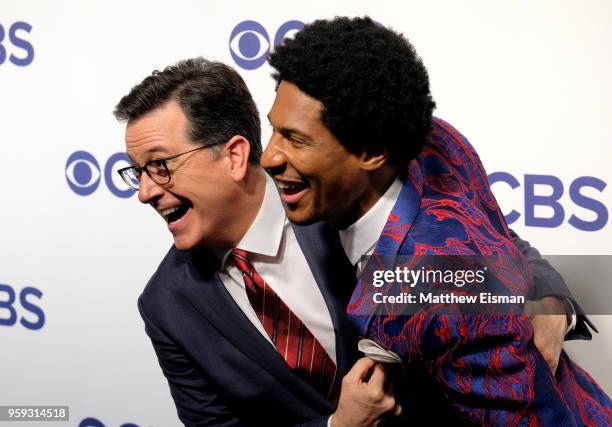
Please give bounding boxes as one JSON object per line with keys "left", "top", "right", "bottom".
{"left": 138, "top": 221, "right": 589, "bottom": 425}
{"left": 138, "top": 222, "right": 358, "bottom": 427}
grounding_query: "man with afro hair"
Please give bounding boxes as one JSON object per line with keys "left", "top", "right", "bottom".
{"left": 262, "top": 16, "right": 610, "bottom": 425}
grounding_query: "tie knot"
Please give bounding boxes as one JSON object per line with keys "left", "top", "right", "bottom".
{"left": 231, "top": 248, "right": 253, "bottom": 274}
{"left": 230, "top": 248, "right": 259, "bottom": 292}
{"left": 232, "top": 248, "right": 249, "bottom": 260}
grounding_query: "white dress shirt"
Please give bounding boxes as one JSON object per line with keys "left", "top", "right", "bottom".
{"left": 216, "top": 174, "right": 337, "bottom": 363}
{"left": 339, "top": 178, "right": 403, "bottom": 274}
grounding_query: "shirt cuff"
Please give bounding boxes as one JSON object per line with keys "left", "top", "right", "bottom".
{"left": 327, "top": 414, "right": 333, "bottom": 427}
{"left": 563, "top": 296, "right": 577, "bottom": 336}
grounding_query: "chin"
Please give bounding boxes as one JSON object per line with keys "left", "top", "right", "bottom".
{"left": 172, "top": 235, "right": 199, "bottom": 251}
{"left": 173, "top": 241, "right": 193, "bottom": 251}
{"left": 285, "top": 208, "right": 319, "bottom": 226}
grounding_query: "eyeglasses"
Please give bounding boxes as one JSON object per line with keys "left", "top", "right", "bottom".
{"left": 117, "top": 145, "right": 211, "bottom": 190}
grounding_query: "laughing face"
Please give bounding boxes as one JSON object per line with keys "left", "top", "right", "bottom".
{"left": 261, "top": 81, "right": 371, "bottom": 227}
{"left": 125, "top": 100, "right": 238, "bottom": 249}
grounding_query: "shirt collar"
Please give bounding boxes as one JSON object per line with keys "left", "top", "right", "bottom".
{"left": 217, "top": 174, "right": 286, "bottom": 268}
{"left": 339, "top": 177, "right": 403, "bottom": 266}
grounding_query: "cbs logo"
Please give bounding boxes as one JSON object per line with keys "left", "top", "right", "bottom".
{"left": 65, "top": 151, "right": 133, "bottom": 198}
{"left": 0, "top": 284, "right": 44, "bottom": 330}
{"left": 0, "top": 21, "right": 34, "bottom": 66}
{"left": 229, "top": 20, "right": 304, "bottom": 70}
{"left": 79, "top": 417, "right": 138, "bottom": 427}
{"left": 489, "top": 172, "right": 608, "bottom": 231}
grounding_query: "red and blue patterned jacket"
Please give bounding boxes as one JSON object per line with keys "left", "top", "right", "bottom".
{"left": 347, "top": 118, "right": 611, "bottom": 425}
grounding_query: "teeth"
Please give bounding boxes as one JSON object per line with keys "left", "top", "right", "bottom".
{"left": 160, "top": 206, "right": 181, "bottom": 216}
{"left": 277, "top": 182, "right": 303, "bottom": 190}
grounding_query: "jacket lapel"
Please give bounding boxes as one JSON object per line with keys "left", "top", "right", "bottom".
{"left": 177, "top": 248, "right": 332, "bottom": 413}
{"left": 373, "top": 160, "right": 423, "bottom": 256}
{"left": 292, "top": 221, "right": 360, "bottom": 378}
{"left": 350, "top": 163, "right": 424, "bottom": 335}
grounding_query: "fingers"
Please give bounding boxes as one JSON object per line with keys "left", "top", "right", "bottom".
{"left": 345, "top": 356, "right": 377, "bottom": 383}
{"left": 550, "top": 361, "right": 559, "bottom": 374}
{"left": 544, "top": 351, "right": 560, "bottom": 374}
{"left": 393, "top": 403, "right": 402, "bottom": 416}
{"left": 531, "top": 313, "right": 565, "bottom": 362}
{"left": 545, "top": 354, "right": 555, "bottom": 373}
{"left": 535, "top": 338, "right": 560, "bottom": 374}
{"left": 335, "top": 358, "right": 399, "bottom": 427}
{"left": 367, "top": 364, "right": 397, "bottom": 416}
{"left": 367, "top": 363, "right": 387, "bottom": 389}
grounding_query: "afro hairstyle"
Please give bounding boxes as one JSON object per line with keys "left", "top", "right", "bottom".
{"left": 268, "top": 16, "right": 436, "bottom": 167}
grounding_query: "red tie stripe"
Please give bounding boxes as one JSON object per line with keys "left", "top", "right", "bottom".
{"left": 231, "top": 248, "right": 338, "bottom": 403}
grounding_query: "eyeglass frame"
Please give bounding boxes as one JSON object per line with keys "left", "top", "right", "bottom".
{"left": 117, "top": 144, "right": 217, "bottom": 190}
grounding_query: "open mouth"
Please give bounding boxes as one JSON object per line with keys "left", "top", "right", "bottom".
{"left": 276, "top": 179, "right": 310, "bottom": 205}
{"left": 161, "top": 201, "right": 192, "bottom": 224}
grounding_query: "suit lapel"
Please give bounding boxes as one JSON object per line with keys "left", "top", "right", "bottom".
{"left": 292, "top": 222, "right": 359, "bottom": 378}
{"left": 373, "top": 160, "right": 423, "bottom": 256}
{"left": 177, "top": 248, "right": 333, "bottom": 413}
{"left": 350, "top": 163, "right": 424, "bottom": 335}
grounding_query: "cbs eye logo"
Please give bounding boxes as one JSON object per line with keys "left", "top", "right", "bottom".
{"left": 79, "top": 417, "right": 138, "bottom": 427}
{"left": 65, "top": 151, "right": 133, "bottom": 198}
{"left": 229, "top": 20, "right": 304, "bottom": 70}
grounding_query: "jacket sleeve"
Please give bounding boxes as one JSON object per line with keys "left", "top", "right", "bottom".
{"left": 365, "top": 311, "right": 576, "bottom": 425}
{"left": 510, "top": 229, "right": 596, "bottom": 340}
{"left": 355, "top": 244, "right": 575, "bottom": 424}
{"left": 138, "top": 296, "right": 248, "bottom": 427}
{"left": 138, "top": 297, "right": 331, "bottom": 427}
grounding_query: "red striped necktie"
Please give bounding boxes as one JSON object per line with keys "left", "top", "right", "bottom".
{"left": 230, "top": 248, "right": 339, "bottom": 403}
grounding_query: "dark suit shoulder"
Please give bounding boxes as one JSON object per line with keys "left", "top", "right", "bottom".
{"left": 139, "top": 245, "right": 220, "bottom": 311}
{"left": 139, "top": 245, "right": 189, "bottom": 307}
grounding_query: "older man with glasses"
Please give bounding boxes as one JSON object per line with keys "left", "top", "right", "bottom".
{"left": 114, "top": 57, "right": 402, "bottom": 427}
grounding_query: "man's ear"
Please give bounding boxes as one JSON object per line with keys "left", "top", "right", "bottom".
{"left": 224, "top": 135, "right": 251, "bottom": 181}
{"left": 358, "top": 149, "right": 388, "bottom": 171}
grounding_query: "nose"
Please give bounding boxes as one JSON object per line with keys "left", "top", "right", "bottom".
{"left": 137, "top": 173, "right": 164, "bottom": 204}
{"left": 261, "top": 133, "right": 287, "bottom": 174}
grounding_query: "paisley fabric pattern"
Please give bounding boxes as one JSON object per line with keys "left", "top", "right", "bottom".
{"left": 347, "top": 118, "right": 611, "bottom": 425}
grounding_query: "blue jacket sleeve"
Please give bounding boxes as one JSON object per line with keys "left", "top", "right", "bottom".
{"left": 138, "top": 297, "right": 330, "bottom": 427}
{"left": 139, "top": 296, "right": 247, "bottom": 426}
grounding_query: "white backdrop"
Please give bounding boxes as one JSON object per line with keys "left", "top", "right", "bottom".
{"left": 1, "top": 1, "right": 610, "bottom": 426}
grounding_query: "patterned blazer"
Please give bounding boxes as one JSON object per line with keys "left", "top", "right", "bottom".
{"left": 347, "top": 118, "right": 611, "bottom": 426}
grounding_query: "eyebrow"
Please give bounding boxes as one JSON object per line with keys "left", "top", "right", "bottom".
{"left": 126, "top": 145, "right": 169, "bottom": 167}
{"left": 267, "top": 114, "right": 312, "bottom": 141}
{"left": 126, "top": 153, "right": 136, "bottom": 165}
